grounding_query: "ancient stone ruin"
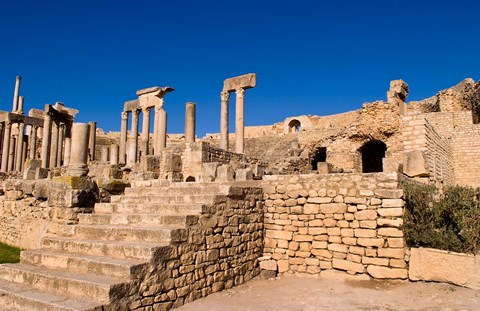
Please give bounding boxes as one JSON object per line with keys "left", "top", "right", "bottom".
{"left": 0, "top": 74, "right": 479, "bottom": 310}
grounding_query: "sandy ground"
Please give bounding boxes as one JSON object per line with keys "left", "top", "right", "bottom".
{"left": 177, "top": 272, "right": 480, "bottom": 311}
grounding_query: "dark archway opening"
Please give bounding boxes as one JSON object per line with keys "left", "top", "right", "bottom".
{"left": 288, "top": 119, "right": 301, "bottom": 133}
{"left": 311, "top": 147, "right": 327, "bottom": 170}
{"left": 186, "top": 176, "right": 195, "bottom": 182}
{"left": 360, "top": 140, "right": 387, "bottom": 173}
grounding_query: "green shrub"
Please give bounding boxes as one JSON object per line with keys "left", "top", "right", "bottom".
{"left": 403, "top": 182, "right": 480, "bottom": 254}
{"left": 0, "top": 242, "right": 21, "bottom": 264}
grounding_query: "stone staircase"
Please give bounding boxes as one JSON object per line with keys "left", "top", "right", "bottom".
{"left": 0, "top": 182, "right": 231, "bottom": 311}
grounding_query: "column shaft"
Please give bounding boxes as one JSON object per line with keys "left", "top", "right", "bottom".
{"left": 235, "top": 88, "right": 245, "bottom": 154}
{"left": 29, "top": 126, "right": 37, "bottom": 159}
{"left": 141, "top": 108, "right": 151, "bottom": 156}
{"left": 101, "top": 145, "right": 109, "bottom": 163}
{"left": 56, "top": 124, "right": 64, "bottom": 167}
{"left": 67, "top": 123, "right": 90, "bottom": 176}
{"left": 12, "top": 76, "right": 21, "bottom": 112}
{"left": 15, "top": 123, "right": 25, "bottom": 171}
{"left": 1, "top": 122, "right": 12, "bottom": 172}
{"left": 7, "top": 135, "right": 15, "bottom": 172}
{"left": 88, "top": 121, "right": 96, "bottom": 161}
{"left": 49, "top": 121, "right": 59, "bottom": 168}
{"left": 129, "top": 110, "right": 139, "bottom": 164}
{"left": 110, "top": 144, "right": 119, "bottom": 165}
{"left": 41, "top": 115, "right": 52, "bottom": 168}
{"left": 119, "top": 111, "right": 128, "bottom": 164}
{"left": 185, "top": 102, "right": 196, "bottom": 143}
{"left": 156, "top": 108, "right": 167, "bottom": 153}
{"left": 220, "top": 91, "right": 230, "bottom": 150}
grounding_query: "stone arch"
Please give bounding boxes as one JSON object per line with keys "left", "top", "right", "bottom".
{"left": 185, "top": 176, "right": 195, "bottom": 182}
{"left": 288, "top": 119, "right": 301, "bottom": 133}
{"left": 311, "top": 147, "right": 327, "bottom": 170}
{"left": 360, "top": 140, "right": 387, "bottom": 173}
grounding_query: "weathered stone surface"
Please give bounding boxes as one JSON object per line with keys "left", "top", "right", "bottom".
{"left": 332, "top": 259, "right": 365, "bottom": 273}
{"left": 403, "top": 150, "right": 429, "bottom": 177}
{"left": 367, "top": 265, "right": 408, "bottom": 279}
{"left": 223, "top": 73, "right": 256, "bottom": 91}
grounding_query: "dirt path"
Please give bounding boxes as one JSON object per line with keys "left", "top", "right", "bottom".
{"left": 177, "top": 272, "right": 480, "bottom": 311}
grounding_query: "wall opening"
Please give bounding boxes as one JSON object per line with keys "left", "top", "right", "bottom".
{"left": 360, "top": 140, "right": 387, "bottom": 173}
{"left": 311, "top": 147, "right": 327, "bottom": 170}
{"left": 288, "top": 119, "right": 301, "bottom": 133}
{"left": 186, "top": 176, "right": 195, "bottom": 182}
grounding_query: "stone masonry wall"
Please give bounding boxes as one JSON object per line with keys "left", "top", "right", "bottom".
{"left": 260, "top": 173, "right": 408, "bottom": 279}
{"left": 107, "top": 186, "right": 264, "bottom": 310}
{"left": 402, "top": 115, "right": 454, "bottom": 185}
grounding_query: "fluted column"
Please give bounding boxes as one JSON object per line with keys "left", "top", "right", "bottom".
{"left": 14, "top": 123, "right": 25, "bottom": 171}
{"left": 128, "top": 109, "right": 139, "bottom": 164}
{"left": 12, "top": 76, "right": 21, "bottom": 112}
{"left": 88, "top": 121, "right": 96, "bottom": 161}
{"left": 235, "top": 88, "right": 245, "bottom": 154}
{"left": 49, "top": 121, "right": 59, "bottom": 168}
{"left": 41, "top": 114, "right": 52, "bottom": 168}
{"left": 28, "top": 126, "right": 37, "bottom": 159}
{"left": 141, "top": 107, "right": 151, "bottom": 155}
{"left": 1, "top": 121, "right": 12, "bottom": 172}
{"left": 220, "top": 91, "right": 230, "bottom": 150}
{"left": 119, "top": 111, "right": 128, "bottom": 165}
{"left": 185, "top": 102, "right": 196, "bottom": 143}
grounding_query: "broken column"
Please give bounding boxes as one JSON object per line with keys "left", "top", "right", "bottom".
{"left": 221, "top": 73, "right": 256, "bottom": 153}
{"left": 387, "top": 80, "right": 409, "bottom": 115}
{"left": 12, "top": 76, "right": 21, "bottom": 113}
{"left": 119, "top": 111, "right": 128, "bottom": 165}
{"left": 88, "top": 121, "right": 96, "bottom": 161}
{"left": 185, "top": 102, "right": 196, "bottom": 143}
{"left": 66, "top": 123, "right": 90, "bottom": 176}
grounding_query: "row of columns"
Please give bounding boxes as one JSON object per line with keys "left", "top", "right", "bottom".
{"left": 220, "top": 88, "right": 246, "bottom": 154}
{"left": 40, "top": 113, "right": 73, "bottom": 170}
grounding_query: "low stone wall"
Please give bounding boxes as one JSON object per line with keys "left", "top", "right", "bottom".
{"left": 108, "top": 186, "right": 264, "bottom": 310}
{"left": 409, "top": 247, "right": 480, "bottom": 289}
{"left": 260, "top": 173, "right": 408, "bottom": 279}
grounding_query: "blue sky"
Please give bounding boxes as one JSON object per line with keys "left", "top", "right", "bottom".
{"left": 0, "top": 0, "right": 479, "bottom": 135}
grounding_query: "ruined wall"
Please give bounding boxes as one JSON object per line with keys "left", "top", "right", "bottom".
{"left": 108, "top": 186, "right": 264, "bottom": 310}
{"left": 402, "top": 115, "right": 454, "bottom": 185}
{"left": 260, "top": 173, "right": 408, "bottom": 279}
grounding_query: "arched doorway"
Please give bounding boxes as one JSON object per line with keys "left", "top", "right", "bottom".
{"left": 360, "top": 140, "right": 387, "bottom": 173}
{"left": 288, "top": 119, "right": 301, "bottom": 133}
{"left": 311, "top": 147, "right": 327, "bottom": 170}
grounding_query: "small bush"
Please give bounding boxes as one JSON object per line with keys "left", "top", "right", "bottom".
{"left": 403, "top": 182, "right": 480, "bottom": 254}
{"left": 0, "top": 242, "right": 21, "bottom": 263}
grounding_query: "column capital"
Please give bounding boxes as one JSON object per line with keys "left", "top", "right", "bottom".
{"left": 121, "top": 111, "right": 129, "bottom": 120}
{"left": 236, "top": 88, "right": 246, "bottom": 98}
{"left": 221, "top": 90, "right": 230, "bottom": 102}
{"left": 132, "top": 109, "right": 140, "bottom": 117}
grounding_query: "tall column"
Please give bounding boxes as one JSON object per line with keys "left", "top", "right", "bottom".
{"left": 64, "top": 124, "right": 72, "bottom": 166}
{"left": 128, "top": 109, "right": 139, "bottom": 164}
{"left": 21, "top": 136, "right": 27, "bottom": 171}
{"left": 185, "top": 102, "right": 196, "bottom": 143}
{"left": 155, "top": 108, "right": 167, "bottom": 153}
{"left": 56, "top": 124, "right": 64, "bottom": 167}
{"left": 141, "top": 107, "right": 151, "bottom": 155}
{"left": 41, "top": 114, "right": 52, "bottom": 168}
{"left": 88, "top": 121, "right": 96, "bottom": 161}
{"left": 235, "top": 88, "right": 245, "bottom": 154}
{"left": 12, "top": 76, "right": 21, "bottom": 112}
{"left": 119, "top": 111, "right": 128, "bottom": 165}
{"left": 66, "top": 123, "right": 90, "bottom": 176}
{"left": 18, "top": 96, "right": 25, "bottom": 114}
{"left": 7, "top": 135, "right": 15, "bottom": 172}
{"left": 220, "top": 91, "right": 230, "bottom": 150}
{"left": 49, "top": 121, "right": 59, "bottom": 168}
{"left": 1, "top": 121, "right": 12, "bottom": 172}
{"left": 28, "top": 126, "right": 37, "bottom": 159}
{"left": 14, "top": 123, "right": 25, "bottom": 171}
{"left": 110, "top": 144, "right": 119, "bottom": 165}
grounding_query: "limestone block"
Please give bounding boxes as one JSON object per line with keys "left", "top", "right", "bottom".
{"left": 223, "top": 73, "right": 256, "bottom": 91}
{"left": 332, "top": 258, "right": 365, "bottom": 273}
{"left": 354, "top": 210, "right": 377, "bottom": 220}
{"left": 409, "top": 248, "right": 480, "bottom": 289}
{"left": 202, "top": 162, "right": 221, "bottom": 180}
{"left": 316, "top": 162, "right": 331, "bottom": 174}
{"left": 367, "top": 265, "right": 408, "bottom": 279}
{"left": 307, "top": 197, "right": 332, "bottom": 204}
{"left": 320, "top": 203, "right": 347, "bottom": 214}
{"left": 216, "top": 165, "right": 234, "bottom": 181}
{"left": 357, "top": 238, "right": 384, "bottom": 247}
{"left": 235, "top": 168, "right": 253, "bottom": 181}
{"left": 403, "top": 150, "right": 429, "bottom": 177}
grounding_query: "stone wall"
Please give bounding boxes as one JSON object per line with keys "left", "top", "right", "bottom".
{"left": 260, "top": 173, "right": 408, "bottom": 279}
{"left": 107, "top": 186, "right": 264, "bottom": 310}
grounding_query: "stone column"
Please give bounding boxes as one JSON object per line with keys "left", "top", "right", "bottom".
{"left": 49, "top": 121, "right": 59, "bottom": 168}
{"left": 141, "top": 107, "right": 151, "bottom": 155}
{"left": 1, "top": 121, "right": 11, "bottom": 172}
{"left": 18, "top": 96, "right": 24, "bottom": 114}
{"left": 14, "top": 123, "right": 25, "bottom": 171}
{"left": 12, "top": 76, "right": 21, "bottom": 112}
{"left": 56, "top": 124, "right": 64, "bottom": 167}
{"left": 64, "top": 124, "right": 72, "bottom": 166}
{"left": 0, "top": 123, "right": 3, "bottom": 157}
{"left": 155, "top": 108, "right": 167, "bottom": 153}
{"left": 119, "top": 111, "right": 128, "bottom": 165}
{"left": 7, "top": 135, "right": 15, "bottom": 172}
{"left": 110, "top": 144, "right": 119, "bottom": 165}
{"left": 185, "top": 102, "right": 196, "bottom": 143}
{"left": 28, "top": 126, "right": 37, "bottom": 159}
{"left": 235, "top": 88, "right": 245, "bottom": 154}
{"left": 41, "top": 114, "right": 52, "bottom": 168}
{"left": 101, "top": 145, "right": 109, "bottom": 163}
{"left": 129, "top": 109, "right": 139, "bottom": 164}
{"left": 88, "top": 121, "right": 96, "bottom": 161}
{"left": 67, "top": 123, "right": 90, "bottom": 176}
{"left": 21, "top": 136, "right": 27, "bottom": 171}
{"left": 220, "top": 91, "right": 230, "bottom": 150}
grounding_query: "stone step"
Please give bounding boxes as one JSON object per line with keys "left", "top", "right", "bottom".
{"left": 0, "top": 280, "right": 102, "bottom": 311}
{"left": 110, "top": 194, "right": 218, "bottom": 204}
{"left": 78, "top": 213, "right": 197, "bottom": 227}
{"left": 41, "top": 236, "right": 167, "bottom": 261}
{"left": 94, "top": 202, "right": 204, "bottom": 214}
{"left": 124, "top": 184, "right": 229, "bottom": 196}
{"left": 0, "top": 263, "right": 128, "bottom": 304}
{"left": 71, "top": 224, "right": 187, "bottom": 243}
{"left": 20, "top": 249, "right": 146, "bottom": 279}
